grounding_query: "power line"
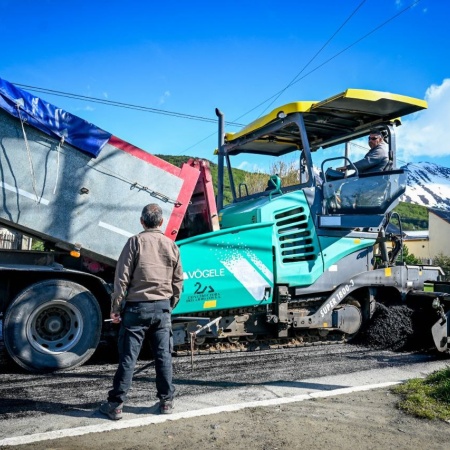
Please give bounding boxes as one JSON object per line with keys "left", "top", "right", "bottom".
{"left": 13, "top": 83, "right": 245, "bottom": 128}
{"left": 258, "top": 0, "right": 367, "bottom": 117}
{"left": 350, "top": 141, "right": 369, "bottom": 151}
{"left": 14, "top": 0, "right": 422, "bottom": 157}
{"left": 232, "top": 0, "right": 423, "bottom": 124}
{"left": 284, "top": 0, "right": 423, "bottom": 91}
{"left": 183, "top": 0, "right": 421, "bottom": 155}
{"left": 183, "top": 130, "right": 217, "bottom": 154}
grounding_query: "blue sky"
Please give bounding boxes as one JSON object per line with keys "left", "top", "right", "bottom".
{"left": 1, "top": 0, "right": 449, "bottom": 170}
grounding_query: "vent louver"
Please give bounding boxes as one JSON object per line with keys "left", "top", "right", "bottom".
{"left": 274, "top": 207, "right": 316, "bottom": 263}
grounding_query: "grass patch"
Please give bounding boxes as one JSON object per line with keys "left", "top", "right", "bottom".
{"left": 392, "top": 366, "right": 450, "bottom": 421}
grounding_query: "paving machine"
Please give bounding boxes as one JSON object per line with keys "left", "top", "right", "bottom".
{"left": 173, "top": 89, "right": 450, "bottom": 355}
{"left": 0, "top": 78, "right": 448, "bottom": 372}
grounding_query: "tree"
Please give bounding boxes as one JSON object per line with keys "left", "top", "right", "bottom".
{"left": 398, "top": 245, "right": 421, "bottom": 265}
{"left": 241, "top": 157, "right": 301, "bottom": 196}
{"left": 242, "top": 171, "right": 269, "bottom": 195}
{"left": 31, "top": 239, "right": 45, "bottom": 251}
{"left": 269, "top": 159, "right": 300, "bottom": 187}
{"left": 433, "top": 252, "right": 450, "bottom": 281}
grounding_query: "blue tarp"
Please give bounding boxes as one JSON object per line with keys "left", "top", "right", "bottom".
{"left": 0, "top": 77, "right": 111, "bottom": 158}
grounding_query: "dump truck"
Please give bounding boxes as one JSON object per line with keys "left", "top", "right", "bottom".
{"left": 0, "top": 77, "right": 449, "bottom": 372}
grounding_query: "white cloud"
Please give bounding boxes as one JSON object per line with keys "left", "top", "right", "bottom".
{"left": 103, "top": 92, "right": 108, "bottom": 99}
{"left": 395, "top": 0, "right": 424, "bottom": 12}
{"left": 397, "top": 78, "right": 450, "bottom": 160}
{"left": 75, "top": 105, "right": 94, "bottom": 112}
{"left": 237, "top": 161, "right": 250, "bottom": 170}
{"left": 237, "top": 160, "right": 267, "bottom": 172}
{"left": 158, "top": 90, "right": 171, "bottom": 105}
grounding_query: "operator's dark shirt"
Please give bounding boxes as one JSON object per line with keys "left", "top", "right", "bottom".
{"left": 111, "top": 228, "right": 183, "bottom": 313}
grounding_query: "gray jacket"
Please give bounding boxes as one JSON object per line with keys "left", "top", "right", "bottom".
{"left": 353, "top": 143, "right": 389, "bottom": 173}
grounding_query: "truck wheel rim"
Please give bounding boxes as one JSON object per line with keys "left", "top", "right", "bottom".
{"left": 26, "top": 300, "right": 84, "bottom": 354}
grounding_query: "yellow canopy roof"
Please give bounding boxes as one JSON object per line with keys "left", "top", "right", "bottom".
{"left": 224, "top": 89, "right": 427, "bottom": 155}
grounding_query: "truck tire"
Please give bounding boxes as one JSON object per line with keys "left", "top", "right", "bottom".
{"left": 4, "top": 279, "right": 102, "bottom": 372}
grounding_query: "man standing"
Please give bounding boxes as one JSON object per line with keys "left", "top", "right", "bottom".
{"left": 100, "top": 203, "right": 183, "bottom": 420}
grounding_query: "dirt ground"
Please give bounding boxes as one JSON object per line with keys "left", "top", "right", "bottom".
{"left": 7, "top": 387, "right": 450, "bottom": 450}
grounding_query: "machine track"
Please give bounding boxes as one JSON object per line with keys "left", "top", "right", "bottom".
{"left": 174, "top": 332, "right": 347, "bottom": 356}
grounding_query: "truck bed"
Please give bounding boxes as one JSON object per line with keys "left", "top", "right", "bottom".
{"left": 0, "top": 80, "right": 199, "bottom": 266}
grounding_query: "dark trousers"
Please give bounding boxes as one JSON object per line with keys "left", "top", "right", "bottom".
{"left": 108, "top": 300, "right": 174, "bottom": 404}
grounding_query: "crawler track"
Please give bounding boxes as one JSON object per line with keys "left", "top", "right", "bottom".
{"left": 174, "top": 332, "right": 347, "bottom": 356}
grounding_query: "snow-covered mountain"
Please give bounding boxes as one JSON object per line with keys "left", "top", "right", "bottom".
{"left": 401, "top": 162, "right": 450, "bottom": 210}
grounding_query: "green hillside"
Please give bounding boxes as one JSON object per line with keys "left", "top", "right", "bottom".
{"left": 155, "top": 154, "right": 250, "bottom": 205}
{"left": 156, "top": 154, "right": 429, "bottom": 230}
{"left": 392, "top": 202, "right": 428, "bottom": 231}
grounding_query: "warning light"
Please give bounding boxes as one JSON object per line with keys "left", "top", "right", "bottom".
{"left": 70, "top": 243, "right": 82, "bottom": 258}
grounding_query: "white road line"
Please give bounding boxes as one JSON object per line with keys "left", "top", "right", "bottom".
{"left": 98, "top": 221, "right": 133, "bottom": 237}
{"left": 0, "top": 381, "right": 400, "bottom": 447}
{"left": 0, "top": 181, "right": 49, "bottom": 205}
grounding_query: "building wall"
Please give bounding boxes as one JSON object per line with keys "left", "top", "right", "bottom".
{"left": 0, "top": 227, "right": 32, "bottom": 250}
{"left": 404, "top": 239, "right": 430, "bottom": 259}
{"left": 429, "top": 212, "right": 450, "bottom": 258}
{"left": 0, "top": 227, "right": 21, "bottom": 249}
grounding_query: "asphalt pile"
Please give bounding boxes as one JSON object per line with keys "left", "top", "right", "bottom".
{"left": 355, "top": 303, "right": 436, "bottom": 352}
